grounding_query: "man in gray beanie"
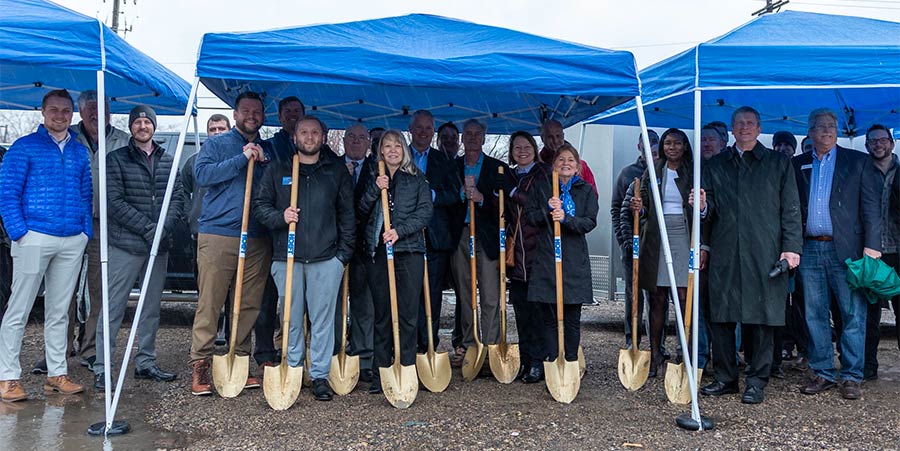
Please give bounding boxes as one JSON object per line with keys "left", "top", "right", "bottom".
{"left": 772, "top": 131, "right": 798, "bottom": 158}
{"left": 93, "top": 105, "right": 183, "bottom": 389}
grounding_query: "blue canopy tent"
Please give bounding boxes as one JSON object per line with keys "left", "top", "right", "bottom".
{"left": 588, "top": 11, "right": 900, "bottom": 136}
{"left": 1, "top": 0, "right": 192, "bottom": 437}
{"left": 195, "top": 13, "right": 638, "bottom": 133}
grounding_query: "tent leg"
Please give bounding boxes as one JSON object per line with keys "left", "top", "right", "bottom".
{"left": 635, "top": 94, "right": 712, "bottom": 431}
{"left": 90, "top": 76, "right": 201, "bottom": 437}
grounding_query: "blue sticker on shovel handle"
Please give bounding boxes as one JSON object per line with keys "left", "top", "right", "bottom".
{"left": 386, "top": 241, "right": 394, "bottom": 260}
{"left": 632, "top": 235, "right": 639, "bottom": 259}
{"left": 469, "top": 237, "right": 475, "bottom": 258}
{"left": 287, "top": 231, "right": 295, "bottom": 258}
{"left": 689, "top": 249, "right": 695, "bottom": 271}
{"left": 499, "top": 230, "right": 506, "bottom": 252}
{"left": 554, "top": 237, "right": 562, "bottom": 262}
{"left": 239, "top": 233, "right": 248, "bottom": 258}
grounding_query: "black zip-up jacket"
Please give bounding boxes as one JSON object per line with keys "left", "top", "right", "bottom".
{"left": 253, "top": 154, "right": 355, "bottom": 263}
{"left": 357, "top": 168, "right": 433, "bottom": 257}
{"left": 106, "top": 139, "right": 184, "bottom": 255}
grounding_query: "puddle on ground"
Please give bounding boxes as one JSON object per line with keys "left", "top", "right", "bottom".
{"left": 0, "top": 393, "right": 188, "bottom": 451}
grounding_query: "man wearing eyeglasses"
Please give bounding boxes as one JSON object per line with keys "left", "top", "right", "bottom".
{"left": 792, "top": 108, "right": 882, "bottom": 400}
{"left": 862, "top": 124, "right": 898, "bottom": 381}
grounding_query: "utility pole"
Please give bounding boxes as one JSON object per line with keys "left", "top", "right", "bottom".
{"left": 752, "top": 0, "right": 789, "bottom": 16}
{"left": 107, "top": 0, "right": 134, "bottom": 37}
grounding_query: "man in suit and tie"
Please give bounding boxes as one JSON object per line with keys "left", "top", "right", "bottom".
{"left": 450, "top": 119, "right": 513, "bottom": 351}
{"left": 793, "top": 108, "right": 882, "bottom": 400}
{"left": 335, "top": 123, "right": 376, "bottom": 383}
{"left": 407, "top": 111, "right": 462, "bottom": 354}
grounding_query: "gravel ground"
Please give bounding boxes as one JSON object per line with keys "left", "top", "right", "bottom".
{"left": 7, "top": 297, "right": 900, "bottom": 451}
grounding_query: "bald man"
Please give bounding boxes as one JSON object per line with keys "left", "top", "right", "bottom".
{"left": 538, "top": 119, "right": 597, "bottom": 192}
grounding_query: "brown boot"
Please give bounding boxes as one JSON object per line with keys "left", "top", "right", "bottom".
{"left": 0, "top": 380, "right": 28, "bottom": 402}
{"left": 191, "top": 359, "right": 212, "bottom": 396}
{"left": 43, "top": 375, "right": 84, "bottom": 395}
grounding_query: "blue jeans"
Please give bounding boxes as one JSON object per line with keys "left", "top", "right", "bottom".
{"left": 801, "top": 240, "right": 866, "bottom": 382}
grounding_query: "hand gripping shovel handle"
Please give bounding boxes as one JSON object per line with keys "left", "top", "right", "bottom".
{"left": 228, "top": 158, "right": 255, "bottom": 358}
{"left": 379, "top": 161, "right": 402, "bottom": 364}
{"left": 631, "top": 177, "right": 641, "bottom": 349}
{"left": 552, "top": 171, "right": 564, "bottom": 357}
{"left": 280, "top": 154, "right": 300, "bottom": 365}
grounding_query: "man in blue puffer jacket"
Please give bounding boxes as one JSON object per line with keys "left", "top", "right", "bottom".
{"left": 0, "top": 89, "right": 92, "bottom": 402}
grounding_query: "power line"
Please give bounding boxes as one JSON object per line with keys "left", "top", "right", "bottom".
{"left": 791, "top": 0, "right": 900, "bottom": 9}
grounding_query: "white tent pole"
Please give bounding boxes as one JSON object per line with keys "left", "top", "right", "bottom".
{"left": 96, "top": 68, "right": 113, "bottom": 434}
{"left": 635, "top": 95, "right": 702, "bottom": 425}
{"left": 107, "top": 77, "right": 200, "bottom": 423}
{"left": 691, "top": 88, "right": 703, "bottom": 420}
{"left": 577, "top": 123, "right": 587, "bottom": 154}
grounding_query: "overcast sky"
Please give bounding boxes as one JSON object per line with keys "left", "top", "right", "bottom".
{"left": 46, "top": 0, "right": 900, "bottom": 125}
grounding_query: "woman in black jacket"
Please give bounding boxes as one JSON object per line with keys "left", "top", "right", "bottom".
{"left": 506, "top": 131, "right": 551, "bottom": 383}
{"left": 357, "top": 130, "right": 433, "bottom": 393}
{"left": 629, "top": 128, "right": 694, "bottom": 377}
{"left": 526, "top": 144, "right": 598, "bottom": 366}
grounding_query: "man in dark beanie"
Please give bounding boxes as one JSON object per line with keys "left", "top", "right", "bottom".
{"left": 93, "top": 104, "right": 182, "bottom": 389}
{"left": 772, "top": 131, "right": 798, "bottom": 158}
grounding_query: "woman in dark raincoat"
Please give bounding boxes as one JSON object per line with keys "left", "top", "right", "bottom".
{"left": 629, "top": 128, "right": 694, "bottom": 377}
{"left": 526, "top": 144, "right": 598, "bottom": 364}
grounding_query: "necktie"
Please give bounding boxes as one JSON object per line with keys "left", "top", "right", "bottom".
{"left": 351, "top": 161, "right": 360, "bottom": 184}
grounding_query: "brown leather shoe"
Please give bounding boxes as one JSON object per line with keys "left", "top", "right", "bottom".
{"left": 800, "top": 375, "right": 836, "bottom": 395}
{"left": 840, "top": 380, "right": 861, "bottom": 400}
{"left": 0, "top": 380, "right": 28, "bottom": 402}
{"left": 257, "top": 361, "right": 276, "bottom": 380}
{"left": 245, "top": 374, "right": 260, "bottom": 389}
{"left": 191, "top": 359, "right": 212, "bottom": 396}
{"left": 44, "top": 375, "right": 84, "bottom": 395}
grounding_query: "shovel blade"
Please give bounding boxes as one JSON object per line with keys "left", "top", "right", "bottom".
{"left": 488, "top": 343, "right": 521, "bottom": 384}
{"left": 211, "top": 354, "right": 249, "bottom": 398}
{"left": 328, "top": 353, "right": 360, "bottom": 396}
{"left": 380, "top": 364, "right": 418, "bottom": 409}
{"left": 544, "top": 357, "right": 581, "bottom": 404}
{"left": 577, "top": 346, "right": 586, "bottom": 379}
{"left": 263, "top": 364, "right": 304, "bottom": 410}
{"left": 665, "top": 364, "right": 702, "bottom": 405}
{"left": 617, "top": 348, "right": 651, "bottom": 391}
{"left": 415, "top": 352, "right": 451, "bottom": 393}
{"left": 461, "top": 344, "right": 487, "bottom": 382}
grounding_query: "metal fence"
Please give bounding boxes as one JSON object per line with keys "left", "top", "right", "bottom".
{"left": 590, "top": 255, "right": 612, "bottom": 304}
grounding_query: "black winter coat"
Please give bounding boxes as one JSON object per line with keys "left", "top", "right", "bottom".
{"left": 418, "top": 148, "right": 463, "bottom": 252}
{"left": 358, "top": 168, "right": 433, "bottom": 257}
{"left": 253, "top": 155, "right": 355, "bottom": 264}
{"left": 525, "top": 177, "right": 598, "bottom": 304}
{"left": 507, "top": 163, "right": 551, "bottom": 282}
{"left": 106, "top": 140, "right": 184, "bottom": 255}
{"left": 703, "top": 142, "right": 803, "bottom": 325}
{"left": 611, "top": 157, "right": 647, "bottom": 251}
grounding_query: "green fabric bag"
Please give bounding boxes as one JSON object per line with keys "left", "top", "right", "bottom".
{"left": 845, "top": 255, "right": 900, "bottom": 305}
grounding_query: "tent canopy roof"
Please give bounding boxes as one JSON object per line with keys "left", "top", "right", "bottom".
{"left": 197, "top": 14, "right": 639, "bottom": 133}
{"left": 591, "top": 11, "right": 900, "bottom": 136}
{"left": 0, "top": 0, "right": 192, "bottom": 114}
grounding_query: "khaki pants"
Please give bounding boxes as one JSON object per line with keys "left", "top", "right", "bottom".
{"left": 190, "top": 233, "right": 271, "bottom": 363}
{"left": 449, "top": 232, "right": 501, "bottom": 347}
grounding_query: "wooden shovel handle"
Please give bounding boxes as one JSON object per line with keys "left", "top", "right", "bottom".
{"left": 422, "top": 231, "right": 437, "bottom": 355}
{"left": 498, "top": 166, "right": 507, "bottom": 341}
{"left": 379, "top": 161, "right": 402, "bottom": 364}
{"left": 552, "top": 171, "right": 564, "bottom": 356}
{"left": 469, "top": 198, "right": 479, "bottom": 344}
{"left": 631, "top": 177, "right": 641, "bottom": 345}
{"left": 228, "top": 158, "right": 254, "bottom": 358}
{"left": 279, "top": 154, "right": 300, "bottom": 365}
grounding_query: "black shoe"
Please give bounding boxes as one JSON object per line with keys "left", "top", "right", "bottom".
{"left": 94, "top": 373, "right": 105, "bottom": 390}
{"left": 80, "top": 356, "right": 96, "bottom": 372}
{"left": 701, "top": 380, "right": 739, "bottom": 396}
{"left": 522, "top": 365, "right": 544, "bottom": 384}
{"left": 741, "top": 385, "right": 765, "bottom": 404}
{"left": 368, "top": 381, "right": 383, "bottom": 394}
{"left": 359, "top": 369, "right": 374, "bottom": 384}
{"left": 135, "top": 365, "right": 177, "bottom": 382}
{"left": 514, "top": 364, "right": 527, "bottom": 381}
{"left": 31, "top": 359, "right": 48, "bottom": 375}
{"left": 770, "top": 366, "right": 785, "bottom": 379}
{"left": 312, "top": 378, "right": 333, "bottom": 401}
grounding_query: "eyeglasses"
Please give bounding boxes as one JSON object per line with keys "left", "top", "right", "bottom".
{"left": 813, "top": 124, "right": 838, "bottom": 132}
{"left": 344, "top": 134, "right": 369, "bottom": 141}
{"left": 866, "top": 138, "right": 893, "bottom": 146}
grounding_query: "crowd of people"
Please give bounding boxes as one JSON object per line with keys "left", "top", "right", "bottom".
{"left": 0, "top": 87, "right": 897, "bottom": 410}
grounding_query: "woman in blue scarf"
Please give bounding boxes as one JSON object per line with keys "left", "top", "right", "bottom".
{"left": 525, "top": 144, "right": 599, "bottom": 366}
